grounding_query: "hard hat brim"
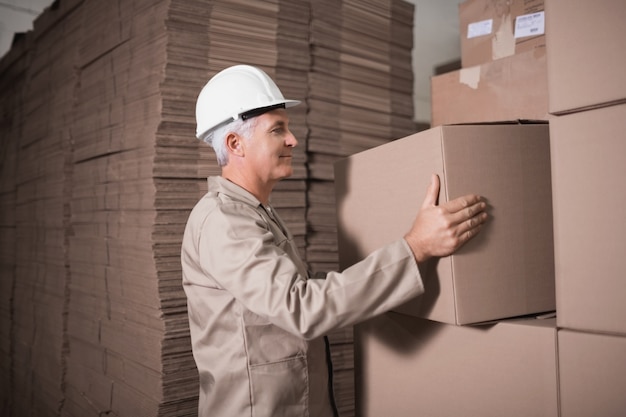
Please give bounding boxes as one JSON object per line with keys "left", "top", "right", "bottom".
{"left": 196, "top": 99, "right": 300, "bottom": 140}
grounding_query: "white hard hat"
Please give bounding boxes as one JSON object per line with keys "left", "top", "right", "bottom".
{"left": 195, "top": 65, "right": 301, "bottom": 140}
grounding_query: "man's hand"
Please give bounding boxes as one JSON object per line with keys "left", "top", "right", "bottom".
{"left": 404, "top": 174, "right": 488, "bottom": 264}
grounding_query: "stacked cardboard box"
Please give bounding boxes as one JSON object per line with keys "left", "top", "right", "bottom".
{"left": 431, "top": 0, "right": 549, "bottom": 127}
{"left": 459, "top": 0, "right": 546, "bottom": 68}
{"left": 335, "top": 123, "right": 555, "bottom": 326}
{"left": 546, "top": 1, "right": 626, "bottom": 415}
{"left": 356, "top": 313, "right": 559, "bottom": 417}
{"left": 335, "top": 0, "right": 561, "bottom": 415}
{"left": 336, "top": 112, "right": 557, "bottom": 417}
{"left": 340, "top": 1, "right": 626, "bottom": 416}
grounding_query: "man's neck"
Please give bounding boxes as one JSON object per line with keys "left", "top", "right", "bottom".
{"left": 222, "top": 168, "right": 274, "bottom": 205}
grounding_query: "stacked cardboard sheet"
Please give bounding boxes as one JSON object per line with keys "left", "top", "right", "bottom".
{"left": 6, "top": 5, "right": 82, "bottom": 414}
{"left": 307, "top": 0, "right": 416, "bottom": 274}
{"left": 0, "top": 30, "right": 30, "bottom": 415}
{"left": 156, "top": 3, "right": 215, "bottom": 413}
{"left": 65, "top": 0, "right": 177, "bottom": 415}
{"left": 308, "top": 2, "right": 416, "bottom": 415}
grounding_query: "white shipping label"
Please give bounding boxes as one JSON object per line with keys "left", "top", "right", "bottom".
{"left": 467, "top": 19, "right": 493, "bottom": 39}
{"left": 515, "top": 11, "right": 545, "bottom": 38}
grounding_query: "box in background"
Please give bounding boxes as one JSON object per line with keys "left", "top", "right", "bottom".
{"left": 558, "top": 329, "right": 626, "bottom": 417}
{"left": 356, "top": 313, "right": 559, "bottom": 417}
{"left": 460, "top": 0, "right": 545, "bottom": 68}
{"left": 335, "top": 123, "right": 555, "bottom": 325}
{"left": 430, "top": 47, "right": 549, "bottom": 127}
{"left": 546, "top": 0, "right": 626, "bottom": 114}
{"left": 550, "top": 103, "right": 626, "bottom": 335}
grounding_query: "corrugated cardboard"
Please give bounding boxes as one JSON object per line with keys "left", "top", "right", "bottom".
{"left": 1, "top": 0, "right": 417, "bottom": 415}
{"left": 335, "top": 123, "right": 555, "bottom": 325}
{"left": 356, "top": 313, "right": 559, "bottom": 417}
{"left": 460, "top": 0, "right": 545, "bottom": 68}
{"left": 558, "top": 330, "right": 626, "bottom": 417}
{"left": 550, "top": 103, "right": 626, "bottom": 335}
{"left": 430, "top": 47, "right": 549, "bottom": 127}
{"left": 546, "top": 0, "right": 626, "bottom": 114}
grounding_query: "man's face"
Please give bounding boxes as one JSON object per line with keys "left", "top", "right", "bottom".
{"left": 243, "top": 108, "right": 298, "bottom": 184}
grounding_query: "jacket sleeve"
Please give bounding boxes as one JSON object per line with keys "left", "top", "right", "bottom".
{"left": 199, "top": 200, "right": 424, "bottom": 340}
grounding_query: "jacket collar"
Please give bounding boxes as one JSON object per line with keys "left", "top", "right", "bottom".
{"left": 208, "top": 176, "right": 262, "bottom": 207}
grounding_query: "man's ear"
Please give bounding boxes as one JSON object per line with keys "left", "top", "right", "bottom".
{"left": 226, "top": 133, "right": 244, "bottom": 157}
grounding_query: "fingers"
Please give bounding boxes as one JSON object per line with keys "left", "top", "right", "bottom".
{"left": 443, "top": 193, "right": 484, "bottom": 213}
{"left": 422, "top": 174, "right": 482, "bottom": 214}
{"left": 421, "top": 173, "right": 440, "bottom": 209}
{"left": 455, "top": 210, "right": 488, "bottom": 240}
{"left": 441, "top": 196, "right": 488, "bottom": 252}
{"left": 447, "top": 199, "right": 487, "bottom": 227}
{"left": 407, "top": 175, "right": 488, "bottom": 263}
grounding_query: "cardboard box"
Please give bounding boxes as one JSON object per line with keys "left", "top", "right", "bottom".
{"left": 546, "top": 0, "right": 626, "bottom": 114}
{"left": 431, "top": 47, "right": 549, "bottom": 127}
{"left": 335, "top": 123, "right": 555, "bottom": 325}
{"left": 550, "top": 103, "right": 626, "bottom": 335}
{"left": 356, "top": 313, "right": 559, "bottom": 417}
{"left": 460, "top": 0, "right": 545, "bottom": 68}
{"left": 558, "top": 330, "right": 626, "bottom": 417}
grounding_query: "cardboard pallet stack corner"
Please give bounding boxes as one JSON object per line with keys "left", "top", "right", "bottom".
{"left": 545, "top": 1, "right": 626, "bottom": 415}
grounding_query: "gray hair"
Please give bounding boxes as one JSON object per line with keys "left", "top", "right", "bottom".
{"left": 202, "top": 117, "right": 258, "bottom": 166}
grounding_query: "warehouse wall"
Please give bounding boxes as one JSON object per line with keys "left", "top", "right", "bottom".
{"left": 407, "top": 0, "right": 464, "bottom": 123}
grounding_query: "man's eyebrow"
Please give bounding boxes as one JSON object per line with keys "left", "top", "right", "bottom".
{"left": 268, "top": 120, "right": 287, "bottom": 130}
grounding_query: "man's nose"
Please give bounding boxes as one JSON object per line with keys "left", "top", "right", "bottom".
{"left": 286, "top": 130, "right": 298, "bottom": 147}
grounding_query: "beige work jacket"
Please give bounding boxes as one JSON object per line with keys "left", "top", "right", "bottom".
{"left": 181, "top": 176, "right": 424, "bottom": 417}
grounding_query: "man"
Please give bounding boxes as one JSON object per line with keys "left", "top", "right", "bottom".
{"left": 181, "top": 65, "right": 488, "bottom": 416}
